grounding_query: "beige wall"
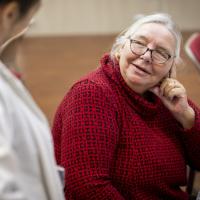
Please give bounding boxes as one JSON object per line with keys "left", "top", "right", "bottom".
{"left": 28, "top": 0, "right": 200, "bottom": 36}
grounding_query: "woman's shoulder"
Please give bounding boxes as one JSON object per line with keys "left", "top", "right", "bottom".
{"left": 57, "top": 69, "right": 116, "bottom": 113}
{"left": 70, "top": 67, "right": 113, "bottom": 96}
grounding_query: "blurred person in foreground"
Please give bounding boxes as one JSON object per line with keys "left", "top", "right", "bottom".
{"left": 52, "top": 13, "right": 200, "bottom": 200}
{"left": 0, "top": 0, "right": 64, "bottom": 199}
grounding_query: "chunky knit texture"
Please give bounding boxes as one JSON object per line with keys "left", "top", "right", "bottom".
{"left": 52, "top": 54, "right": 200, "bottom": 200}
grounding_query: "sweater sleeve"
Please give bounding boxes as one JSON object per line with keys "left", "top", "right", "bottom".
{"left": 53, "top": 80, "right": 125, "bottom": 200}
{"left": 180, "top": 100, "right": 200, "bottom": 170}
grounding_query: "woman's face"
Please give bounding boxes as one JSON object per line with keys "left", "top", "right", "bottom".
{"left": 118, "top": 23, "right": 176, "bottom": 94}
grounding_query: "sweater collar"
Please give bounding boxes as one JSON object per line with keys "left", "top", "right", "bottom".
{"left": 100, "top": 53, "right": 162, "bottom": 117}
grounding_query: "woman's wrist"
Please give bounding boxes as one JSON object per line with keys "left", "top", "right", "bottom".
{"left": 178, "top": 106, "right": 195, "bottom": 130}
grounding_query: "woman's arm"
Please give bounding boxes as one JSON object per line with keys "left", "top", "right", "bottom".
{"left": 150, "top": 74, "right": 200, "bottom": 170}
{"left": 53, "top": 79, "right": 125, "bottom": 200}
{"left": 179, "top": 100, "right": 200, "bottom": 170}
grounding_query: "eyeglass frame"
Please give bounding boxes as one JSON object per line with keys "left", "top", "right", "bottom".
{"left": 128, "top": 38, "right": 176, "bottom": 64}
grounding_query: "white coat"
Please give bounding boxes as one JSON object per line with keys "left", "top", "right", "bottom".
{"left": 0, "top": 61, "right": 64, "bottom": 200}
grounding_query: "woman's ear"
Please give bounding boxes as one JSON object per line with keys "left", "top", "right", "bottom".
{"left": 114, "top": 41, "right": 127, "bottom": 62}
{"left": 114, "top": 46, "right": 122, "bottom": 61}
{"left": 1, "top": 2, "right": 20, "bottom": 31}
{"left": 115, "top": 51, "right": 120, "bottom": 61}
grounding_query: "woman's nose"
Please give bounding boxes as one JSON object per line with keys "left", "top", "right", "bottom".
{"left": 140, "top": 49, "right": 153, "bottom": 63}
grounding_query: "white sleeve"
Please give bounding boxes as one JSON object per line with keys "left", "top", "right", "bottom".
{"left": 0, "top": 104, "right": 27, "bottom": 200}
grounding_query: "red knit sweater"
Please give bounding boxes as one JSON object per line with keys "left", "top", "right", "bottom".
{"left": 52, "top": 54, "right": 200, "bottom": 200}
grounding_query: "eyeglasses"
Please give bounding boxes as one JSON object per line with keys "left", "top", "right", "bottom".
{"left": 129, "top": 39, "right": 174, "bottom": 64}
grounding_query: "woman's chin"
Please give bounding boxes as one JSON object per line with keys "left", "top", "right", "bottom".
{"left": 126, "top": 74, "right": 147, "bottom": 87}
{"left": 127, "top": 72, "right": 146, "bottom": 84}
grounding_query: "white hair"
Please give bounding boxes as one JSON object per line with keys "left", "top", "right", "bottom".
{"left": 110, "top": 13, "right": 182, "bottom": 64}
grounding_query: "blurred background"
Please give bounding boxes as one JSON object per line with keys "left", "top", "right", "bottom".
{"left": 2, "top": 0, "right": 199, "bottom": 195}
{"left": 29, "top": 0, "right": 200, "bottom": 36}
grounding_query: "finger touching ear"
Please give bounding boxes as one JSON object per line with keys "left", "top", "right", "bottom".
{"left": 169, "top": 61, "right": 176, "bottom": 79}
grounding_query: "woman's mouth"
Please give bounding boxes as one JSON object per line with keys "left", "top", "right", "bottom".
{"left": 131, "top": 63, "right": 151, "bottom": 75}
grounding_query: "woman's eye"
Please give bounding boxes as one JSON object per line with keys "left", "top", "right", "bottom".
{"left": 156, "top": 50, "right": 169, "bottom": 59}
{"left": 133, "top": 40, "right": 146, "bottom": 47}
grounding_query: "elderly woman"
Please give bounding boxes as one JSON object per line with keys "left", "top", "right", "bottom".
{"left": 0, "top": 0, "right": 64, "bottom": 199}
{"left": 53, "top": 13, "right": 200, "bottom": 199}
